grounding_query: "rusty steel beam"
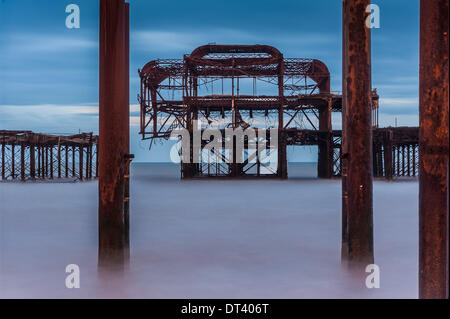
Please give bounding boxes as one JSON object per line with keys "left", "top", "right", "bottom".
{"left": 342, "top": 0, "right": 374, "bottom": 266}
{"left": 99, "top": 0, "right": 128, "bottom": 268}
{"left": 419, "top": 0, "right": 449, "bottom": 299}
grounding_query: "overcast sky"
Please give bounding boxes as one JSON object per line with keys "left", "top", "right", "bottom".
{"left": 0, "top": 0, "right": 420, "bottom": 162}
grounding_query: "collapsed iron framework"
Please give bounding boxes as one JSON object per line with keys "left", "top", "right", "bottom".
{"left": 139, "top": 44, "right": 417, "bottom": 179}
{"left": 0, "top": 130, "right": 98, "bottom": 181}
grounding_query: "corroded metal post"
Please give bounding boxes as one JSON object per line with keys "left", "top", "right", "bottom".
{"left": 79, "top": 146, "right": 83, "bottom": 181}
{"left": 342, "top": 0, "right": 374, "bottom": 266}
{"left": 123, "top": 2, "right": 131, "bottom": 261}
{"left": 384, "top": 129, "right": 393, "bottom": 180}
{"left": 20, "top": 143, "right": 25, "bottom": 181}
{"left": 99, "top": 0, "right": 128, "bottom": 268}
{"left": 419, "top": 0, "right": 449, "bottom": 299}
{"left": 1, "top": 141, "right": 5, "bottom": 180}
{"left": 341, "top": 0, "right": 349, "bottom": 260}
{"left": 318, "top": 99, "right": 332, "bottom": 178}
{"left": 317, "top": 73, "right": 332, "bottom": 179}
{"left": 278, "top": 56, "right": 287, "bottom": 179}
{"left": 30, "top": 144, "right": 35, "bottom": 180}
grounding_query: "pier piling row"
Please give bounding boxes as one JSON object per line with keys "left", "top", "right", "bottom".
{"left": 0, "top": 130, "right": 97, "bottom": 182}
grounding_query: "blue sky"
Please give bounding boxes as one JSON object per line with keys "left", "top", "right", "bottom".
{"left": 0, "top": 0, "right": 420, "bottom": 162}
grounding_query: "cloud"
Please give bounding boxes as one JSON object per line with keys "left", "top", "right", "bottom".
{"left": 2, "top": 33, "right": 97, "bottom": 54}
{"left": 380, "top": 97, "right": 418, "bottom": 106}
{"left": 132, "top": 28, "right": 335, "bottom": 55}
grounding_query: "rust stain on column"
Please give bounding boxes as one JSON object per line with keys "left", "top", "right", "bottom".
{"left": 419, "top": 0, "right": 449, "bottom": 299}
{"left": 341, "top": 0, "right": 349, "bottom": 261}
{"left": 99, "top": 0, "right": 128, "bottom": 268}
{"left": 342, "top": 0, "right": 374, "bottom": 266}
{"left": 123, "top": 2, "right": 131, "bottom": 262}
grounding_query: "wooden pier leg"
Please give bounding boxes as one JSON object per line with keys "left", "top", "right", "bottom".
{"left": 419, "top": 0, "right": 449, "bottom": 299}
{"left": 342, "top": 0, "right": 374, "bottom": 266}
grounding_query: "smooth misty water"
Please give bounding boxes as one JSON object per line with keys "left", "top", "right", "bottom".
{"left": 0, "top": 163, "right": 418, "bottom": 298}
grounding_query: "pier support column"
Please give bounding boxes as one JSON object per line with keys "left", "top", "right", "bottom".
{"left": 383, "top": 130, "right": 393, "bottom": 180}
{"left": 342, "top": 0, "right": 374, "bottom": 266}
{"left": 278, "top": 57, "right": 287, "bottom": 179}
{"left": 419, "top": 0, "right": 449, "bottom": 299}
{"left": 30, "top": 145, "right": 35, "bottom": 180}
{"left": 123, "top": 1, "right": 131, "bottom": 262}
{"left": 1, "top": 141, "right": 5, "bottom": 180}
{"left": 318, "top": 99, "right": 332, "bottom": 178}
{"left": 20, "top": 143, "right": 25, "bottom": 182}
{"left": 341, "top": 0, "right": 349, "bottom": 260}
{"left": 99, "top": 0, "right": 129, "bottom": 268}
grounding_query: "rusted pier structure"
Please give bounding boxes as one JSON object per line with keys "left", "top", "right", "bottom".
{"left": 98, "top": 0, "right": 131, "bottom": 268}
{"left": 0, "top": 130, "right": 97, "bottom": 182}
{"left": 285, "top": 127, "right": 419, "bottom": 179}
{"left": 419, "top": 0, "right": 448, "bottom": 299}
{"left": 372, "top": 127, "right": 419, "bottom": 179}
{"left": 138, "top": 44, "right": 381, "bottom": 179}
{"left": 342, "top": 0, "right": 374, "bottom": 266}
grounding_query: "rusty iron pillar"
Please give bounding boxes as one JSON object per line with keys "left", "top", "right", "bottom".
{"left": 99, "top": 0, "right": 129, "bottom": 268}
{"left": 419, "top": 0, "right": 449, "bottom": 299}
{"left": 342, "top": 0, "right": 374, "bottom": 266}
{"left": 123, "top": 2, "right": 131, "bottom": 263}
{"left": 316, "top": 62, "right": 332, "bottom": 179}
{"left": 341, "top": 0, "right": 349, "bottom": 260}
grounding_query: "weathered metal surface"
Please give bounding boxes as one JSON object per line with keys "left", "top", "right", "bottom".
{"left": 341, "top": 0, "right": 349, "bottom": 261}
{"left": 342, "top": 0, "right": 374, "bottom": 266}
{"left": 419, "top": 0, "right": 449, "bottom": 299}
{"left": 123, "top": 1, "right": 131, "bottom": 262}
{"left": 99, "top": 0, "right": 128, "bottom": 268}
{"left": 139, "top": 45, "right": 337, "bottom": 179}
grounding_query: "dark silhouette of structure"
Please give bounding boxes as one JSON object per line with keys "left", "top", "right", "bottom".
{"left": 419, "top": 0, "right": 449, "bottom": 299}
{"left": 0, "top": 130, "right": 97, "bottom": 181}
